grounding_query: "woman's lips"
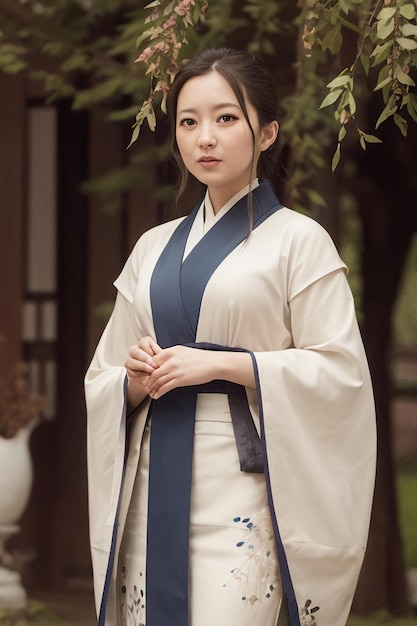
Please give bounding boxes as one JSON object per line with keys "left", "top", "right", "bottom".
{"left": 198, "top": 156, "right": 220, "bottom": 169}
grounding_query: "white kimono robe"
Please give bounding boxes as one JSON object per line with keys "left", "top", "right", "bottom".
{"left": 85, "top": 182, "right": 376, "bottom": 626}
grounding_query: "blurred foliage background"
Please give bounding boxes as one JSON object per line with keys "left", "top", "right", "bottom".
{"left": 0, "top": 0, "right": 416, "bottom": 619}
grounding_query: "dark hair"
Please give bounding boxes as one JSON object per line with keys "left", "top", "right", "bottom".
{"left": 166, "top": 47, "right": 279, "bottom": 212}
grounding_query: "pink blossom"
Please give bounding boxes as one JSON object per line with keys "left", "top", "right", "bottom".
{"left": 135, "top": 46, "right": 153, "bottom": 63}
{"left": 153, "top": 41, "right": 170, "bottom": 55}
{"left": 174, "top": 0, "right": 191, "bottom": 17}
{"left": 163, "top": 17, "right": 177, "bottom": 29}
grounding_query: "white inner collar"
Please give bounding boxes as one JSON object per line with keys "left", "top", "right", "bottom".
{"left": 183, "top": 179, "right": 260, "bottom": 260}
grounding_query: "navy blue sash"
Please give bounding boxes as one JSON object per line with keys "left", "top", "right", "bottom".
{"left": 146, "top": 182, "right": 283, "bottom": 626}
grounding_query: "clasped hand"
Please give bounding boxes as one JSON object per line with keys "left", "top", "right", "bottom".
{"left": 125, "top": 336, "right": 216, "bottom": 400}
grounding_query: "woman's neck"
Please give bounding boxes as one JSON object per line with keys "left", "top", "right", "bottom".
{"left": 208, "top": 179, "right": 259, "bottom": 215}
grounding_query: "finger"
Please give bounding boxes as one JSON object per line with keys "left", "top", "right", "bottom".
{"left": 125, "top": 368, "right": 154, "bottom": 396}
{"left": 127, "top": 369, "right": 150, "bottom": 388}
{"left": 146, "top": 368, "right": 184, "bottom": 399}
{"left": 153, "top": 345, "right": 180, "bottom": 367}
{"left": 147, "top": 379, "right": 172, "bottom": 399}
{"left": 128, "top": 345, "right": 158, "bottom": 369}
{"left": 144, "top": 369, "right": 169, "bottom": 397}
{"left": 148, "top": 338, "right": 162, "bottom": 356}
{"left": 125, "top": 357, "right": 155, "bottom": 377}
{"left": 138, "top": 336, "right": 162, "bottom": 357}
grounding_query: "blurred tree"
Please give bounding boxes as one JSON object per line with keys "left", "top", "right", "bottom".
{"left": 1, "top": 0, "right": 416, "bottom": 615}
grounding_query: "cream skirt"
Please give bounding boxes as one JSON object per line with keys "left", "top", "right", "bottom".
{"left": 117, "top": 394, "right": 282, "bottom": 626}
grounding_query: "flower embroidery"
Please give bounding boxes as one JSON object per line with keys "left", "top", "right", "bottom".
{"left": 119, "top": 566, "right": 145, "bottom": 626}
{"left": 300, "top": 599, "right": 320, "bottom": 625}
{"left": 224, "top": 508, "right": 281, "bottom": 606}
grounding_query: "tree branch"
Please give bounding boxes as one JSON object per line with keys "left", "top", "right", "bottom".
{"left": 0, "top": 0, "right": 75, "bottom": 44}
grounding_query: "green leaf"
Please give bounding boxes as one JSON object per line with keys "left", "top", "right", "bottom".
{"left": 146, "top": 104, "right": 156, "bottom": 131}
{"left": 127, "top": 122, "right": 141, "bottom": 149}
{"left": 348, "top": 91, "right": 356, "bottom": 115}
{"left": 377, "top": 17, "right": 395, "bottom": 40}
{"left": 377, "top": 7, "right": 397, "bottom": 20}
{"left": 361, "top": 133, "right": 382, "bottom": 144}
{"left": 395, "top": 67, "right": 416, "bottom": 86}
{"left": 193, "top": 2, "right": 205, "bottom": 23}
{"left": 338, "top": 125, "right": 347, "bottom": 142}
{"left": 407, "top": 102, "right": 417, "bottom": 122}
{"left": 161, "top": 91, "right": 168, "bottom": 114}
{"left": 371, "top": 40, "right": 393, "bottom": 57}
{"left": 319, "top": 88, "right": 343, "bottom": 109}
{"left": 326, "top": 72, "right": 351, "bottom": 89}
{"left": 374, "top": 75, "right": 392, "bottom": 91}
{"left": 162, "top": 1, "right": 177, "bottom": 17}
{"left": 331, "top": 143, "right": 341, "bottom": 171}
{"left": 371, "top": 39, "right": 393, "bottom": 59}
{"left": 375, "top": 100, "right": 398, "bottom": 129}
{"left": 374, "top": 64, "right": 392, "bottom": 91}
{"left": 338, "top": 15, "right": 365, "bottom": 36}
{"left": 402, "top": 23, "right": 417, "bottom": 37}
{"left": 328, "top": 5, "right": 340, "bottom": 26}
{"left": 340, "top": 90, "right": 350, "bottom": 108}
{"left": 339, "top": 0, "right": 350, "bottom": 15}
{"left": 399, "top": 4, "right": 416, "bottom": 19}
{"left": 371, "top": 46, "right": 393, "bottom": 66}
{"left": 394, "top": 113, "right": 408, "bottom": 136}
{"left": 136, "top": 28, "right": 153, "bottom": 48}
{"left": 397, "top": 37, "right": 417, "bottom": 50}
{"left": 322, "top": 24, "right": 343, "bottom": 53}
{"left": 359, "top": 134, "right": 366, "bottom": 150}
{"left": 406, "top": 93, "right": 417, "bottom": 122}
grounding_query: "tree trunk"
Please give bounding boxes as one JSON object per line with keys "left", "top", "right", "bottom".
{"left": 352, "top": 120, "right": 417, "bottom": 614}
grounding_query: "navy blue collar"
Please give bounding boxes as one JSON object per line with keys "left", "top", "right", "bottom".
{"left": 150, "top": 180, "right": 283, "bottom": 346}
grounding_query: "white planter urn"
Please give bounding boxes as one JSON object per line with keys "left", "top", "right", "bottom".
{"left": 0, "top": 423, "right": 35, "bottom": 610}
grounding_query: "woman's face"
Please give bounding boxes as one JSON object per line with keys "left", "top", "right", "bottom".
{"left": 175, "top": 70, "right": 277, "bottom": 213}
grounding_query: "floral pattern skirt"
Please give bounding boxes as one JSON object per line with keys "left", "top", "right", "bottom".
{"left": 117, "top": 394, "right": 282, "bottom": 626}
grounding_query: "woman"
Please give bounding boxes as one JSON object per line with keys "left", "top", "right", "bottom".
{"left": 85, "top": 48, "right": 376, "bottom": 626}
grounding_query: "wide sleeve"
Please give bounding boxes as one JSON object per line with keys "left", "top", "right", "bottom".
{"left": 253, "top": 267, "right": 376, "bottom": 626}
{"left": 84, "top": 288, "right": 147, "bottom": 613}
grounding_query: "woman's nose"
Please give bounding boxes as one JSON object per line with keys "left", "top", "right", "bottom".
{"left": 198, "top": 124, "right": 216, "bottom": 148}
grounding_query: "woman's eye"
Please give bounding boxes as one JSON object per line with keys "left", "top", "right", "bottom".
{"left": 180, "top": 118, "right": 196, "bottom": 127}
{"left": 218, "top": 114, "right": 236, "bottom": 123}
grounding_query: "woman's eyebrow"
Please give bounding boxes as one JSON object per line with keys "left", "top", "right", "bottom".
{"left": 177, "top": 103, "right": 241, "bottom": 116}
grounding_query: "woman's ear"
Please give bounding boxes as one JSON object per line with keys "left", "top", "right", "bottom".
{"left": 260, "top": 120, "right": 279, "bottom": 151}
